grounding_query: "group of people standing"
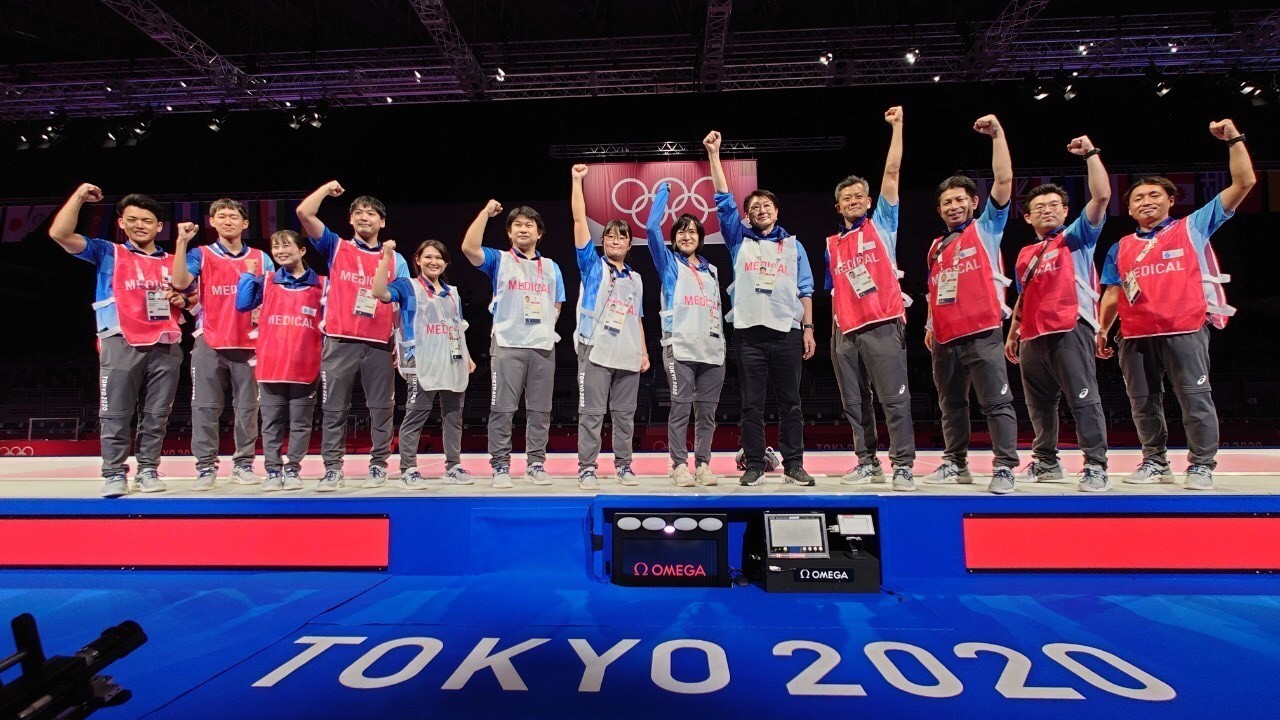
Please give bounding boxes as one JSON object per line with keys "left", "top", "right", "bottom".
{"left": 48, "top": 108, "right": 1255, "bottom": 498}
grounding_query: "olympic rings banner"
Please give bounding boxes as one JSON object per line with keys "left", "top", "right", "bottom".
{"left": 582, "top": 160, "right": 757, "bottom": 245}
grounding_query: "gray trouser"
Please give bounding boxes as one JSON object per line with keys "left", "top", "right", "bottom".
{"left": 662, "top": 343, "right": 725, "bottom": 467}
{"left": 1019, "top": 321, "right": 1107, "bottom": 469}
{"left": 190, "top": 336, "right": 259, "bottom": 470}
{"left": 260, "top": 381, "right": 317, "bottom": 474}
{"left": 576, "top": 342, "right": 640, "bottom": 472}
{"left": 98, "top": 336, "right": 182, "bottom": 477}
{"left": 320, "top": 337, "right": 395, "bottom": 471}
{"left": 400, "top": 374, "right": 464, "bottom": 472}
{"left": 488, "top": 340, "right": 555, "bottom": 469}
{"left": 932, "top": 327, "right": 1019, "bottom": 469}
{"left": 833, "top": 319, "right": 917, "bottom": 468}
{"left": 1118, "top": 325, "right": 1218, "bottom": 468}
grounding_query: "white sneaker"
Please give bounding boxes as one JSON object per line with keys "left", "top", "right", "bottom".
{"left": 1077, "top": 464, "right": 1110, "bottom": 493}
{"left": 262, "top": 471, "right": 284, "bottom": 492}
{"left": 578, "top": 470, "right": 600, "bottom": 491}
{"left": 841, "top": 463, "right": 885, "bottom": 485}
{"left": 100, "top": 474, "right": 129, "bottom": 498}
{"left": 988, "top": 466, "right": 1016, "bottom": 495}
{"left": 492, "top": 466, "right": 514, "bottom": 489}
{"left": 192, "top": 468, "right": 218, "bottom": 492}
{"left": 1123, "top": 460, "right": 1175, "bottom": 484}
{"left": 1184, "top": 464, "right": 1215, "bottom": 491}
{"left": 400, "top": 469, "right": 429, "bottom": 489}
{"left": 694, "top": 463, "right": 718, "bottom": 486}
{"left": 1023, "top": 460, "right": 1065, "bottom": 483}
{"left": 671, "top": 465, "right": 695, "bottom": 487}
{"left": 282, "top": 470, "right": 304, "bottom": 491}
{"left": 444, "top": 465, "right": 474, "bottom": 485}
{"left": 135, "top": 469, "right": 167, "bottom": 493}
{"left": 231, "top": 465, "right": 261, "bottom": 485}
{"left": 922, "top": 461, "right": 973, "bottom": 485}
{"left": 316, "top": 469, "right": 344, "bottom": 492}
{"left": 615, "top": 465, "right": 640, "bottom": 486}
{"left": 362, "top": 466, "right": 388, "bottom": 488}
{"left": 891, "top": 467, "right": 916, "bottom": 492}
{"left": 526, "top": 464, "right": 553, "bottom": 486}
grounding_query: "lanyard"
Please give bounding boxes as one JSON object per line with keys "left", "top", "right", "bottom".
{"left": 509, "top": 248, "right": 543, "bottom": 281}
{"left": 930, "top": 218, "right": 975, "bottom": 268}
{"left": 1132, "top": 218, "right": 1175, "bottom": 266}
{"left": 1020, "top": 225, "right": 1065, "bottom": 286}
{"left": 681, "top": 254, "right": 712, "bottom": 295}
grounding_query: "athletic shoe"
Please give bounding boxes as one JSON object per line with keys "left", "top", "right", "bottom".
{"left": 492, "top": 466, "right": 514, "bottom": 489}
{"left": 783, "top": 466, "right": 816, "bottom": 487}
{"left": 739, "top": 468, "right": 765, "bottom": 486}
{"left": 891, "top": 467, "right": 916, "bottom": 492}
{"left": 362, "top": 466, "right": 388, "bottom": 489}
{"left": 1077, "top": 464, "right": 1110, "bottom": 493}
{"left": 262, "top": 471, "right": 284, "bottom": 493}
{"left": 527, "top": 464, "right": 553, "bottom": 486}
{"left": 922, "top": 461, "right": 974, "bottom": 485}
{"left": 1023, "top": 460, "right": 1065, "bottom": 483}
{"left": 316, "top": 469, "right": 344, "bottom": 492}
{"left": 615, "top": 465, "right": 640, "bottom": 487}
{"left": 100, "top": 474, "right": 129, "bottom": 498}
{"left": 135, "top": 469, "right": 167, "bottom": 493}
{"left": 443, "top": 465, "right": 474, "bottom": 485}
{"left": 231, "top": 465, "right": 261, "bottom": 485}
{"left": 282, "top": 470, "right": 304, "bottom": 491}
{"left": 192, "top": 468, "right": 218, "bottom": 492}
{"left": 1123, "top": 460, "right": 1175, "bottom": 484}
{"left": 694, "top": 463, "right": 718, "bottom": 486}
{"left": 671, "top": 465, "right": 695, "bottom": 487}
{"left": 400, "top": 469, "right": 429, "bottom": 490}
{"left": 578, "top": 470, "right": 600, "bottom": 491}
{"left": 988, "top": 466, "right": 1016, "bottom": 495}
{"left": 841, "top": 463, "right": 885, "bottom": 485}
{"left": 1184, "top": 464, "right": 1215, "bottom": 491}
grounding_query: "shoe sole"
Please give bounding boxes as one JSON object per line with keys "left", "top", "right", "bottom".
{"left": 136, "top": 485, "right": 167, "bottom": 493}
{"left": 315, "top": 483, "right": 344, "bottom": 493}
{"left": 232, "top": 478, "right": 262, "bottom": 485}
{"left": 362, "top": 481, "right": 388, "bottom": 489}
{"left": 262, "top": 484, "right": 283, "bottom": 493}
{"left": 399, "top": 480, "right": 429, "bottom": 490}
{"left": 492, "top": 481, "right": 514, "bottom": 489}
{"left": 1184, "top": 483, "right": 1214, "bottom": 491}
{"left": 1078, "top": 483, "right": 1111, "bottom": 493}
{"left": 100, "top": 488, "right": 128, "bottom": 498}
{"left": 191, "top": 482, "right": 216, "bottom": 492}
{"left": 579, "top": 483, "right": 600, "bottom": 491}
{"left": 988, "top": 485, "right": 1015, "bottom": 495}
{"left": 892, "top": 484, "right": 916, "bottom": 492}
{"left": 672, "top": 480, "right": 696, "bottom": 487}
{"left": 444, "top": 478, "right": 475, "bottom": 486}
{"left": 1122, "top": 472, "right": 1175, "bottom": 484}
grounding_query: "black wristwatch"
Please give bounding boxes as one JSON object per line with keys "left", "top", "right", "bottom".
{"left": 1083, "top": 147, "right": 1102, "bottom": 158}
{"left": 1226, "top": 134, "right": 1246, "bottom": 146}
{"left": 802, "top": 323, "right": 815, "bottom": 330}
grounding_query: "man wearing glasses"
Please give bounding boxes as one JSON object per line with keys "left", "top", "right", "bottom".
{"left": 1004, "top": 134, "right": 1112, "bottom": 492}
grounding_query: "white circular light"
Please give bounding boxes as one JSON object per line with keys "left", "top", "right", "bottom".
{"left": 642, "top": 517, "right": 667, "bottom": 531}
{"left": 673, "top": 517, "right": 698, "bottom": 531}
{"left": 616, "top": 517, "right": 641, "bottom": 531}
{"left": 698, "top": 518, "right": 724, "bottom": 532}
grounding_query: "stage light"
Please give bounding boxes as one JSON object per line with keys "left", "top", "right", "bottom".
{"left": 1032, "top": 84, "right": 1050, "bottom": 100}
{"left": 933, "top": 75, "right": 941, "bottom": 82}
{"left": 287, "top": 113, "right": 302, "bottom": 129}
{"left": 818, "top": 52, "right": 833, "bottom": 66}
{"left": 1054, "top": 70, "right": 1077, "bottom": 100}
{"left": 414, "top": 70, "right": 422, "bottom": 82}
{"left": 905, "top": 49, "right": 918, "bottom": 65}
{"left": 496, "top": 68, "right": 506, "bottom": 82}
{"left": 208, "top": 106, "right": 228, "bottom": 132}
{"left": 1078, "top": 44, "right": 1088, "bottom": 55}
{"left": 164, "top": 105, "right": 173, "bottom": 111}
{"left": 1168, "top": 43, "right": 1178, "bottom": 53}
{"left": 1155, "top": 81, "right": 1171, "bottom": 97}
{"left": 179, "top": 80, "right": 188, "bottom": 87}
{"left": 1145, "top": 65, "right": 1172, "bottom": 97}
{"left": 308, "top": 99, "right": 329, "bottom": 128}
{"left": 16, "top": 134, "right": 30, "bottom": 151}
{"left": 105, "top": 84, "right": 113, "bottom": 93}
{"left": 385, "top": 96, "right": 394, "bottom": 103}
{"left": 103, "top": 130, "right": 117, "bottom": 148}
{"left": 130, "top": 109, "right": 154, "bottom": 136}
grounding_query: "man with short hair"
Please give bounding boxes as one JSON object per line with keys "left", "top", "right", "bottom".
{"left": 296, "top": 181, "right": 409, "bottom": 491}
{"left": 1097, "top": 119, "right": 1255, "bottom": 490}
{"left": 1004, "top": 134, "right": 1111, "bottom": 492}
{"left": 461, "top": 200, "right": 566, "bottom": 489}
{"left": 826, "top": 105, "right": 917, "bottom": 492}
{"left": 923, "top": 114, "right": 1020, "bottom": 494}
{"left": 49, "top": 185, "right": 189, "bottom": 497}
{"left": 705, "top": 130, "right": 818, "bottom": 488}
{"left": 171, "top": 199, "right": 272, "bottom": 491}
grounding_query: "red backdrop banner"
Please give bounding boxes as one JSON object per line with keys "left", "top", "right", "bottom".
{"left": 582, "top": 160, "right": 758, "bottom": 245}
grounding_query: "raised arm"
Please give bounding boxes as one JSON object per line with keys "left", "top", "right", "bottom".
{"left": 1066, "top": 135, "right": 1111, "bottom": 226}
{"left": 570, "top": 164, "right": 592, "bottom": 249}
{"left": 296, "top": 180, "right": 344, "bottom": 240}
{"left": 169, "top": 222, "right": 200, "bottom": 291}
{"left": 48, "top": 183, "right": 101, "bottom": 254}
{"left": 462, "top": 200, "right": 502, "bottom": 267}
{"left": 1209, "top": 119, "right": 1257, "bottom": 213}
{"left": 881, "top": 106, "right": 904, "bottom": 205}
{"left": 372, "top": 240, "right": 397, "bottom": 302}
{"left": 704, "top": 131, "right": 728, "bottom": 194}
{"left": 974, "top": 114, "right": 1012, "bottom": 207}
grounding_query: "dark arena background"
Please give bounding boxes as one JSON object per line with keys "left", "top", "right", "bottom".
{"left": 0, "top": 1, "right": 1278, "bottom": 718}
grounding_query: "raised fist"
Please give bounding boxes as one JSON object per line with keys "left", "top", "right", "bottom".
{"left": 973, "top": 114, "right": 1002, "bottom": 137}
{"left": 245, "top": 258, "right": 260, "bottom": 275}
{"left": 175, "top": 222, "right": 199, "bottom": 243}
{"left": 483, "top": 200, "right": 503, "bottom": 218}
{"left": 325, "top": 180, "right": 345, "bottom": 197}
{"left": 1067, "top": 135, "right": 1095, "bottom": 155}
{"left": 1209, "top": 119, "right": 1240, "bottom": 141}
{"left": 571, "top": 164, "right": 589, "bottom": 181}
{"left": 884, "top": 106, "right": 903, "bottom": 125}
{"left": 703, "top": 130, "right": 722, "bottom": 153}
{"left": 76, "top": 183, "right": 104, "bottom": 203}
{"left": 382, "top": 239, "right": 397, "bottom": 255}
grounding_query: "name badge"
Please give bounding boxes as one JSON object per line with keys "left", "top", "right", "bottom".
{"left": 709, "top": 305, "right": 721, "bottom": 339}
{"left": 755, "top": 261, "right": 778, "bottom": 294}
{"left": 846, "top": 264, "right": 878, "bottom": 297}
{"left": 937, "top": 269, "right": 959, "bottom": 304}
{"left": 858, "top": 238, "right": 877, "bottom": 253}
{"left": 957, "top": 246, "right": 977, "bottom": 260}
{"left": 448, "top": 326, "right": 463, "bottom": 360}
{"left": 602, "top": 299, "right": 629, "bottom": 334}
{"left": 1163, "top": 248, "right": 1184, "bottom": 260}
{"left": 1042, "top": 248, "right": 1060, "bottom": 261}
{"left": 523, "top": 294, "right": 543, "bottom": 324}
{"left": 1123, "top": 270, "right": 1142, "bottom": 304}
{"left": 354, "top": 287, "right": 378, "bottom": 317}
{"left": 146, "top": 290, "right": 171, "bottom": 321}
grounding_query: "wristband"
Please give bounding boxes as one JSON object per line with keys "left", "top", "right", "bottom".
{"left": 1226, "top": 134, "right": 1246, "bottom": 146}
{"left": 802, "top": 323, "right": 815, "bottom": 330}
{"left": 1083, "top": 147, "right": 1102, "bottom": 158}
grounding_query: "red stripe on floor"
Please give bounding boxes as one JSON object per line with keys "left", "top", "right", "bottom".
{"left": 964, "top": 516, "right": 1280, "bottom": 570}
{"left": 0, "top": 517, "right": 388, "bottom": 568}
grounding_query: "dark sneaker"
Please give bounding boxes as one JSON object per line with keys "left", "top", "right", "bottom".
{"left": 739, "top": 468, "right": 765, "bottom": 487}
{"left": 783, "top": 466, "right": 816, "bottom": 487}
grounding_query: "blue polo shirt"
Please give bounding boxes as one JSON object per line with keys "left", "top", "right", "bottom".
{"left": 647, "top": 182, "right": 720, "bottom": 332}
{"left": 1100, "top": 196, "right": 1234, "bottom": 286}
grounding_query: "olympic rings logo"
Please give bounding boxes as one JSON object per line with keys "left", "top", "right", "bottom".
{"left": 0, "top": 446, "right": 35, "bottom": 457}
{"left": 611, "top": 176, "right": 716, "bottom": 229}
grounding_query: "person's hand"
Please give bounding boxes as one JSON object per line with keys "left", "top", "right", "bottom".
{"left": 1095, "top": 330, "right": 1115, "bottom": 359}
{"left": 166, "top": 289, "right": 186, "bottom": 308}
{"left": 245, "top": 258, "right": 259, "bottom": 275}
{"left": 75, "top": 183, "right": 104, "bottom": 203}
{"left": 640, "top": 354, "right": 651, "bottom": 373}
{"left": 802, "top": 328, "right": 816, "bottom": 360}
{"left": 924, "top": 329, "right": 935, "bottom": 352}
{"left": 382, "top": 240, "right": 397, "bottom": 256}
{"left": 483, "top": 199, "right": 503, "bottom": 218}
{"left": 1004, "top": 335, "right": 1021, "bottom": 364}
{"left": 702, "top": 130, "right": 722, "bottom": 154}
{"left": 571, "top": 164, "right": 588, "bottom": 181}
{"left": 324, "top": 180, "right": 345, "bottom": 197}
{"left": 1067, "top": 135, "right": 1095, "bottom": 156}
{"left": 468, "top": 359, "right": 476, "bottom": 374}
{"left": 884, "top": 106, "right": 903, "bottom": 126}
{"left": 1209, "top": 119, "right": 1241, "bottom": 142}
{"left": 973, "top": 114, "right": 1003, "bottom": 137}
{"left": 175, "top": 222, "right": 199, "bottom": 244}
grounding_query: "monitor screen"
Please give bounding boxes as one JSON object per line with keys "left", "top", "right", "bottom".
{"left": 766, "top": 513, "right": 829, "bottom": 558}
